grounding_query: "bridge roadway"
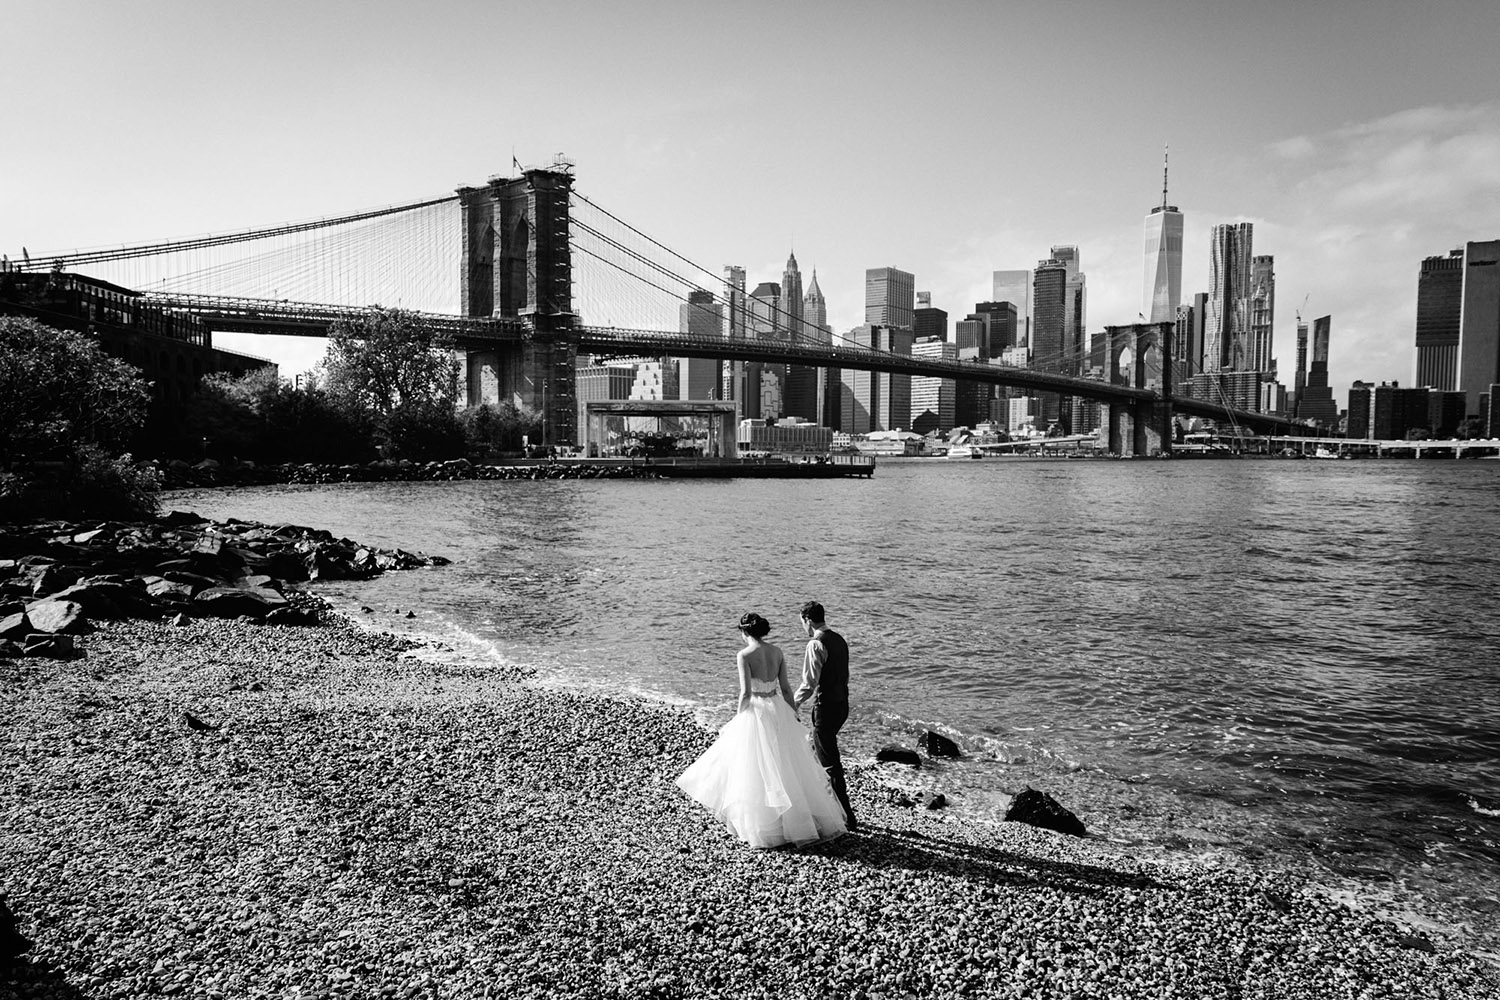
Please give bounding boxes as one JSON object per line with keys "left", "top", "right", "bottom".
{"left": 147, "top": 292, "right": 1291, "bottom": 433}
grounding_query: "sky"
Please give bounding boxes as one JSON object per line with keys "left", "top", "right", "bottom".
{"left": 5, "top": 0, "right": 1500, "bottom": 392}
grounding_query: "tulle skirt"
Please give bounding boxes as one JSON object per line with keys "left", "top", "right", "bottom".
{"left": 676, "top": 695, "right": 848, "bottom": 848}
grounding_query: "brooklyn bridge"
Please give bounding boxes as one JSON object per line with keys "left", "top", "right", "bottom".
{"left": 2, "top": 160, "right": 1293, "bottom": 456}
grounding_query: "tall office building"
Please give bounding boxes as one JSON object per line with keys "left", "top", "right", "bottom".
{"left": 1249, "top": 255, "right": 1275, "bottom": 375}
{"left": 1142, "top": 151, "right": 1183, "bottom": 323}
{"left": 913, "top": 291, "right": 948, "bottom": 342}
{"left": 1292, "top": 318, "right": 1309, "bottom": 418}
{"left": 1050, "top": 245, "right": 1087, "bottom": 374}
{"left": 1174, "top": 291, "right": 1207, "bottom": 378}
{"left": 840, "top": 324, "right": 913, "bottom": 433}
{"left": 722, "top": 265, "right": 747, "bottom": 406}
{"left": 1032, "top": 259, "right": 1070, "bottom": 427}
{"left": 744, "top": 281, "right": 782, "bottom": 419}
{"left": 1455, "top": 240, "right": 1500, "bottom": 412}
{"left": 781, "top": 252, "right": 804, "bottom": 341}
{"left": 973, "top": 301, "right": 1019, "bottom": 353}
{"left": 1206, "top": 222, "right": 1254, "bottom": 372}
{"left": 801, "top": 270, "right": 839, "bottom": 428}
{"left": 676, "top": 290, "right": 724, "bottom": 400}
{"left": 1298, "top": 315, "right": 1338, "bottom": 428}
{"left": 993, "top": 270, "right": 1032, "bottom": 347}
{"left": 865, "top": 267, "right": 915, "bottom": 328}
{"left": 910, "top": 338, "right": 957, "bottom": 434}
{"left": 1415, "top": 248, "right": 1465, "bottom": 390}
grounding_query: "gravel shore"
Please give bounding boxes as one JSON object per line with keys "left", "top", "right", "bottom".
{"left": 3, "top": 614, "right": 1496, "bottom": 999}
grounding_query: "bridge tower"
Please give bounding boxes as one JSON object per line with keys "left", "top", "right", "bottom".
{"left": 458, "top": 166, "right": 577, "bottom": 446}
{"left": 1101, "top": 322, "right": 1174, "bottom": 457}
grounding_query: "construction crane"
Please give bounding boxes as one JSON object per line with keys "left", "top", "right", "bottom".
{"left": 1295, "top": 293, "right": 1310, "bottom": 324}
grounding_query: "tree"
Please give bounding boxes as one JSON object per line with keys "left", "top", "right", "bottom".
{"left": 183, "top": 367, "right": 375, "bottom": 464}
{"left": 321, "top": 308, "right": 461, "bottom": 452}
{"left": 0, "top": 316, "right": 158, "bottom": 519}
{"left": 0, "top": 315, "right": 150, "bottom": 469}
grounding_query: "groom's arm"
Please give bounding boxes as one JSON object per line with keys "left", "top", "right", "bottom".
{"left": 793, "top": 638, "right": 826, "bottom": 708}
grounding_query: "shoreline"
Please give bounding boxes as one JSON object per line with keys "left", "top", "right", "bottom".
{"left": 4, "top": 606, "right": 1497, "bottom": 997}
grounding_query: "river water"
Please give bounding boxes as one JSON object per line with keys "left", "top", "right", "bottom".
{"left": 167, "top": 457, "right": 1500, "bottom": 957}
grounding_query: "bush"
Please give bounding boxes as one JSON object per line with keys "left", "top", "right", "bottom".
{"left": 460, "top": 403, "right": 542, "bottom": 461}
{"left": 0, "top": 445, "right": 161, "bottom": 521}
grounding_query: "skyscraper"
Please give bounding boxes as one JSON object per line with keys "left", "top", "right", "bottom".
{"left": 913, "top": 291, "right": 948, "bottom": 342}
{"left": 1142, "top": 150, "right": 1183, "bottom": 323}
{"left": 972, "top": 301, "right": 1018, "bottom": 353}
{"left": 1207, "top": 223, "right": 1254, "bottom": 372}
{"left": 781, "top": 252, "right": 804, "bottom": 341}
{"left": 1032, "top": 259, "right": 1069, "bottom": 427}
{"left": 1174, "top": 291, "right": 1207, "bottom": 378}
{"left": 722, "top": 265, "right": 747, "bottom": 406}
{"left": 801, "top": 270, "right": 839, "bottom": 428}
{"left": 865, "top": 267, "right": 915, "bottom": 329}
{"left": 992, "top": 270, "right": 1032, "bottom": 347}
{"left": 1298, "top": 315, "right": 1338, "bottom": 428}
{"left": 1455, "top": 240, "right": 1500, "bottom": 412}
{"left": 1249, "top": 255, "right": 1275, "bottom": 375}
{"left": 1050, "top": 245, "right": 1086, "bottom": 374}
{"left": 1415, "top": 248, "right": 1465, "bottom": 390}
{"left": 1292, "top": 317, "right": 1308, "bottom": 418}
{"left": 840, "top": 324, "right": 912, "bottom": 433}
{"left": 676, "top": 289, "right": 723, "bottom": 400}
{"left": 910, "top": 337, "right": 957, "bottom": 434}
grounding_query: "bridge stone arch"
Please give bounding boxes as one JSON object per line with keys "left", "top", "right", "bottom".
{"left": 458, "top": 167, "right": 577, "bottom": 446}
{"left": 1102, "top": 322, "right": 1175, "bottom": 457}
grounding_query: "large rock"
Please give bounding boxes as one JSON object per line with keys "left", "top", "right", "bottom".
{"left": 920, "top": 730, "right": 961, "bottom": 758}
{"left": 143, "top": 577, "right": 196, "bottom": 602}
{"left": 192, "top": 586, "right": 285, "bottom": 619}
{"left": 47, "top": 580, "right": 159, "bottom": 619}
{"left": 22, "top": 633, "right": 79, "bottom": 659}
{"left": 875, "top": 745, "right": 922, "bottom": 768}
{"left": 23, "top": 599, "right": 91, "bottom": 635}
{"left": 28, "top": 564, "right": 81, "bottom": 598}
{"left": 0, "top": 611, "right": 31, "bottom": 641}
{"left": 1004, "top": 787, "right": 1087, "bottom": 837}
{"left": 265, "top": 606, "right": 319, "bottom": 626}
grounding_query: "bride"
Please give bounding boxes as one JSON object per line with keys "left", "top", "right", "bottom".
{"left": 676, "top": 612, "right": 849, "bottom": 848}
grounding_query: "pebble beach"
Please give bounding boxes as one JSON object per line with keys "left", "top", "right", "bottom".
{"left": 4, "top": 609, "right": 1497, "bottom": 999}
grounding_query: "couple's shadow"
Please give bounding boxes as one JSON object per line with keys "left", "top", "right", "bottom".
{"left": 1, "top": 955, "right": 89, "bottom": 998}
{"left": 802, "top": 822, "right": 1173, "bottom": 896}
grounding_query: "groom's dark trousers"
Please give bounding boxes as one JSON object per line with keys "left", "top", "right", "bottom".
{"left": 811, "top": 699, "right": 856, "bottom": 828}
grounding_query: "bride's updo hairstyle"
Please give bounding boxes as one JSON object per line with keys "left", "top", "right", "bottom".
{"left": 738, "top": 612, "right": 771, "bottom": 639}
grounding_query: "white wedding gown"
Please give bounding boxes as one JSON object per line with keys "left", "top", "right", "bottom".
{"left": 676, "top": 679, "right": 848, "bottom": 848}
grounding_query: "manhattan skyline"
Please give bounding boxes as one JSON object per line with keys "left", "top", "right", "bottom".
{"left": 4, "top": 0, "right": 1500, "bottom": 392}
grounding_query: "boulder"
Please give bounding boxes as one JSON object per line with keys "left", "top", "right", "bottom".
{"left": 925, "top": 793, "right": 948, "bottom": 810}
{"left": 144, "top": 578, "right": 196, "bottom": 602}
{"left": 191, "top": 587, "right": 282, "bottom": 619}
{"left": 28, "top": 564, "right": 81, "bottom": 598}
{"left": 22, "top": 633, "right": 79, "bottom": 659}
{"left": 875, "top": 745, "right": 922, "bottom": 768}
{"left": 0, "top": 639, "right": 22, "bottom": 659}
{"left": 265, "top": 606, "right": 319, "bottom": 627}
{"left": 920, "top": 730, "right": 962, "bottom": 758}
{"left": 1004, "top": 787, "right": 1087, "bottom": 837}
{"left": 162, "top": 510, "right": 208, "bottom": 526}
{"left": 0, "top": 612, "right": 31, "bottom": 641}
{"left": 23, "top": 599, "right": 91, "bottom": 635}
{"left": 47, "top": 581, "right": 159, "bottom": 619}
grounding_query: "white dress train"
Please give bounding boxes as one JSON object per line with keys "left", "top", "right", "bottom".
{"left": 676, "top": 680, "right": 848, "bottom": 848}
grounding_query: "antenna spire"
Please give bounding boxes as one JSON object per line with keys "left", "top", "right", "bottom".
{"left": 1161, "top": 144, "right": 1169, "bottom": 210}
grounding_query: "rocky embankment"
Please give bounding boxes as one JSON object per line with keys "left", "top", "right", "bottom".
{"left": 157, "top": 457, "right": 660, "bottom": 489}
{"left": 0, "top": 514, "right": 447, "bottom": 660}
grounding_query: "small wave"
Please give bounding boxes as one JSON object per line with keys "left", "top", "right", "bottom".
{"left": 1470, "top": 797, "right": 1500, "bottom": 818}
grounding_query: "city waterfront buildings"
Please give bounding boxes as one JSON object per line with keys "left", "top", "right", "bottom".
{"left": 800, "top": 270, "right": 839, "bottom": 428}
{"left": 721, "top": 265, "right": 747, "bottom": 409}
{"left": 1142, "top": 153, "right": 1183, "bottom": 324}
{"left": 1032, "top": 258, "right": 1070, "bottom": 427}
{"left": 1415, "top": 248, "right": 1464, "bottom": 391}
{"left": 737, "top": 417, "right": 833, "bottom": 456}
{"left": 1174, "top": 292, "right": 1207, "bottom": 379}
{"left": 1292, "top": 317, "right": 1309, "bottom": 418}
{"left": 865, "top": 267, "right": 915, "bottom": 329}
{"left": 1050, "top": 245, "right": 1087, "bottom": 374}
{"left": 1206, "top": 222, "right": 1254, "bottom": 373}
{"left": 1455, "top": 240, "right": 1500, "bottom": 414}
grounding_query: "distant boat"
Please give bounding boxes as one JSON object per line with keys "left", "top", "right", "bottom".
{"left": 946, "top": 444, "right": 983, "bottom": 460}
{"left": 1312, "top": 446, "right": 1343, "bottom": 459}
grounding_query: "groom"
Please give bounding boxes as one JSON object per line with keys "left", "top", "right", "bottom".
{"left": 794, "top": 600, "right": 858, "bottom": 832}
